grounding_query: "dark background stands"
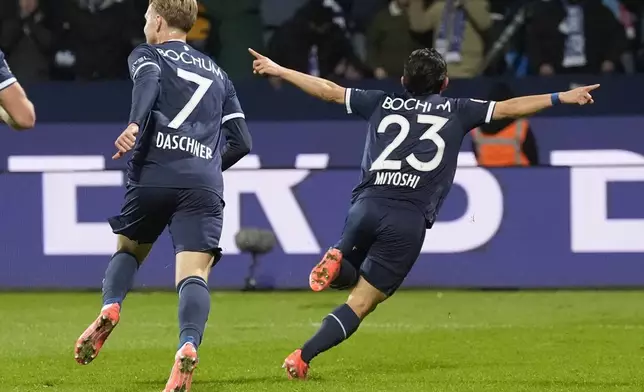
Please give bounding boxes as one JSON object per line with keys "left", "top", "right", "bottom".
{"left": 527, "top": 0, "right": 627, "bottom": 75}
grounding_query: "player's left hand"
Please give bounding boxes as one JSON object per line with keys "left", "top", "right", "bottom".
{"left": 559, "top": 84, "right": 600, "bottom": 106}
{"left": 248, "top": 48, "right": 284, "bottom": 78}
{"left": 112, "top": 123, "right": 139, "bottom": 160}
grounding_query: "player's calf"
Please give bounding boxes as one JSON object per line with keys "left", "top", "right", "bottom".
{"left": 102, "top": 251, "right": 140, "bottom": 307}
{"left": 176, "top": 275, "right": 210, "bottom": 349}
{"left": 345, "top": 276, "right": 387, "bottom": 319}
{"left": 162, "top": 251, "right": 212, "bottom": 391}
{"left": 101, "top": 235, "right": 151, "bottom": 308}
{"left": 74, "top": 235, "right": 150, "bottom": 366}
{"left": 175, "top": 251, "right": 213, "bottom": 349}
{"left": 285, "top": 277, "right": 387, "bottom": 379}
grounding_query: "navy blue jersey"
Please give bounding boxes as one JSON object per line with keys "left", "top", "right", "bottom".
{"left": 126, "top": 41, "right": 244, "bottom": 199}
{"left": 0, "top": 50, "right": 17, "bottom": 92}
{"left": 345, "top": 88, "right": 496, "bottom": 228}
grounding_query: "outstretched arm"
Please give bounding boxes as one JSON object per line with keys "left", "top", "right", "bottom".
{"left": 249, "top": 48, "right": 346, "bottom": 105}
{"left": 492, "top": 84, "right": 600, "bottom": 120}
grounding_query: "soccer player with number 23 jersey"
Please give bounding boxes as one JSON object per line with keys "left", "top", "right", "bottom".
{"left": 250, "top": 46, "right": 599, "bottom": 380}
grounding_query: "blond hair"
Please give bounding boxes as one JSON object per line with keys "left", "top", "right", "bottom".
{"left": 149, "top": 0, "right": 198, "bottom": 33}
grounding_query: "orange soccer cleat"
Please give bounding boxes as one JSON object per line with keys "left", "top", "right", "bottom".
{"left": 309, "top": 248, "right": 343, "bottom": 292}
{"left": 74, "top": 303, "right": 121, "bottom": 365}
{"left": 282, "top": 349, "right": 309, "bottom": 380}
{"left": 163, "top": 342, "right": 199, "bottom": 392}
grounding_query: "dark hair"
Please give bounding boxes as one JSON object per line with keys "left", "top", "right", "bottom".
{"left": 402, "top": 48, "right": 447, "bottom": 96}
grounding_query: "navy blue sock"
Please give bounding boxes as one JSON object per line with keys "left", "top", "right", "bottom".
{"left": 300, "top": 304, "right": 361, "bottom": 363}
{"left": 330, "top": 259, "right": 359, "bottom": 290}
{"left": 102, "top": 251, "right": 139, "bottom": 307}
{"left": 177, "top": 276, "right": 210, "bottom": 349}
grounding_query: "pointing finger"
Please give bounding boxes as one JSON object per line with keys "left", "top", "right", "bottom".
{"left": 248, "top": 48, "right": 266, "bottom": 59}
{"left": 583, "top": 84, "right": 600, "bottom": 92}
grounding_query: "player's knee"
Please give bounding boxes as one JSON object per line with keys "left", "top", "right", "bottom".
{"left": 175, "top": 251, "right": 214, "bottom": 286}
{"left": 346, "top": 276, "right": 387, "bottom": 318}
{"left": 346, "top": 293, "right": 380, "bottom": 319}
{"left": 115, "top": 235, "right": 151, "bottom": 263}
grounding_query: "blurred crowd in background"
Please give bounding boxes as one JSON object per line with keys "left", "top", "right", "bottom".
{"left": 1, "top": 0, "right": 643, "bottom": 83}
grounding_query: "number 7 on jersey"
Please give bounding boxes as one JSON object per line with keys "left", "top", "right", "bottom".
{"left": 168, "top": 68, "right": 213, "bottom": 129}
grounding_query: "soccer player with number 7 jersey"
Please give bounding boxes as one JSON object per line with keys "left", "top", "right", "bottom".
{"left": 74, "top": 1, "right": 251, "bottom": 391}
{"left": 249, "top": 47, "right": 599, "bottom": 380}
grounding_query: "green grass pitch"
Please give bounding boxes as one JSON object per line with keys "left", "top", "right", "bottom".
{"left": 2, "top": 290, "right": 644, "bottom": 391}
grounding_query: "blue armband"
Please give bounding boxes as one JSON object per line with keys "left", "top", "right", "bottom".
{"left": 550, "top": 93, "right": 561, "bottom": 106}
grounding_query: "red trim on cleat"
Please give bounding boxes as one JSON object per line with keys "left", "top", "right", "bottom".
{"left": 74, "top": 303, "right": 120, "bottom": 365}
{"left": 309, "top": 248, "right": 343, "bottom": 292}
{"left": 282, "top": 349, "right": 309, "bottom": 380}
{"left": 163, "top": 342, "right": 199, "bottom": 392}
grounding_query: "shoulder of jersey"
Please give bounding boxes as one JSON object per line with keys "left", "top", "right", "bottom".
{"left": 134, "top": 42, "right": 154, "bottom": 50}
{"left": 132, "top": 42, "right": 159, "bottom": 56}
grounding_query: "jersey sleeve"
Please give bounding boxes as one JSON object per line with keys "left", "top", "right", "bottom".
{"left": 127, "top": 44, "right": 161, "bottom": 126}
{"left": 128, "top": 44, "right": 161, "bottom": 81}
{"left": 345, "top": 88, "right": 386, "bottom": 120}
{"left": 0, "top": 51, "right": 17, "bottom": 92}
{"left": 456, "top": 98, "right": 497, "bottom": 131}
{"left": 222, "top": 77, "right": 245, "bottom": 124}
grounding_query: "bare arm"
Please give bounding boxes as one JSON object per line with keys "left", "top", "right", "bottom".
{"left": 0, "top": 82, "right": 36, "bottom": 130}
{"left": 280, "top": 68, "right": 346, "bottom": 104}
{"left": 492, "top": 84, "right": 600, "bottom": 120}
{"left": 249, "top": 48, "right": 346, "bottom": 104}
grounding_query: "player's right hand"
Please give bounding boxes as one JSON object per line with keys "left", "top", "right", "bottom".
{"left": 560, "top": 84, "right": 600, "bottom": 106}
{"left": 249, "top": 48, "right": 284, "bottom": 78}
{"left": 112, "top": 123, "right": 139, "bottom": 160}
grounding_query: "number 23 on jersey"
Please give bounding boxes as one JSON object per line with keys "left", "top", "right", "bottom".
{"left": 369, "top": 114, "right": 449, "bottom": 173}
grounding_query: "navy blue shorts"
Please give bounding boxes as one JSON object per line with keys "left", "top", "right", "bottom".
{"left": 334, "top": 197, "right": 426, "bottom": 296}
{"left": 108, "top": 186, "right": 223, "bottom": 257}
